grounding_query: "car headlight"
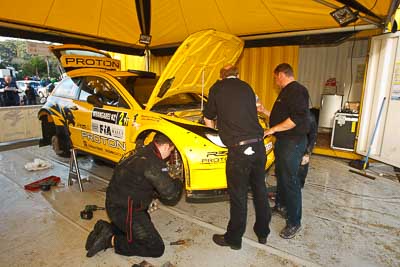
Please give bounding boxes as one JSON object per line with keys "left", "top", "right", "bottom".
{"left": 205, "top": 133, "right": 226, "bottom": 148}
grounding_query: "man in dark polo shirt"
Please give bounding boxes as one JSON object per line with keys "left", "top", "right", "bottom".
{"left": 264, "top": 63, "right": 310, "bottom": 239}
{"left": 203, "top": 64, "right": 271, "bottom": 250}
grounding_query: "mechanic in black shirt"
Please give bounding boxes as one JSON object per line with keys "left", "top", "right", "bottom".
{"left": 264, "top": 63, "right": 310, "bottom": 239}
{"left": 203, "top": 64, "right": 271, "bottom": 250}
{"left": 85, "top": 133, "right": 183, "bottom": 258}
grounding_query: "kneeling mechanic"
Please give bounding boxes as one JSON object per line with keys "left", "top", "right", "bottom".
{"left": 85, "top": 133, "right": 183, "bottom": 257}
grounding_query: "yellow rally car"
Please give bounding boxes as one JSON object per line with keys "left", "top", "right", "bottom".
{"left": 38, "top": 30, "right": 275, "bottom": 202}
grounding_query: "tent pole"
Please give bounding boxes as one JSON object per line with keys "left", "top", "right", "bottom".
{"left": 145, "top": 46, "right": 150, "bottom": 72}
{"left": 241, "top": 24, "right": 378, "bottom": 41}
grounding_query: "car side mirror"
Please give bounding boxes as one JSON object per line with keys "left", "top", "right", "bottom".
{"left": 87, "top": 95, "right": 103, "bottom": 108}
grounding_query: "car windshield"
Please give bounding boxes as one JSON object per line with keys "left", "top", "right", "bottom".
{"left": 115, "top": 74, "right": 203, "bottom": 111}
{"left": 115, "top": 75, "right": 157, "bottom": 108}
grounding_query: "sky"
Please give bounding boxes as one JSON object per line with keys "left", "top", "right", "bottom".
{"left": 0, "top": 36, "right": 52, "bottom": 44}
{"left": 0, "top": 36, "right": 17, "bottom": 41}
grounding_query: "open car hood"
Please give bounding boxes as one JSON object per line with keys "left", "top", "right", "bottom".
{"left": 49, "top": 44, "right": 121, "bottom": 72}
{"left": 145, "top": 30, "right": 244, "bottom": 110}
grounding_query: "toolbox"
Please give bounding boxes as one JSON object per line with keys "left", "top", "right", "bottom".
{"left": 330, "top": 112, "right": 359, "bottom": 151}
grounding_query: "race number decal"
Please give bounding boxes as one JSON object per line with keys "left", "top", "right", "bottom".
{"left": 91, "top": 108, "right": 128, "bottom": 140}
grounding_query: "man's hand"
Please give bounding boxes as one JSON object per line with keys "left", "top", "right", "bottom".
{"left": 204, "top": 117, "right": 216, "bottom": 128}
{"left": 264, "top": 118, "right": 296, "bottom": 138}
{"left": 264, "top": 128, "right": 275, "bottom": 138}
{"left": 301, "top": 154, "right": 310, "bottom": 165}
{"left": 256, "top": 102, "right": 270, "bottom": 117}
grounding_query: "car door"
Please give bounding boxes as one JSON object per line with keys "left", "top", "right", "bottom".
{"left": 75, "top": 75, "right": 133, "bottom": 162}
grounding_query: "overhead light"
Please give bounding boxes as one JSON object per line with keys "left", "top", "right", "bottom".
{"left": 330, "top": 6, "right": 358, "bottom": 27}
{"left": 139, "top": 34, "right": 152, "bottom": 45}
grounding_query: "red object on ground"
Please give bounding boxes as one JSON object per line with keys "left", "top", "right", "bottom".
{"left": 24, "top": 176, "right": 61, "bottom": 191}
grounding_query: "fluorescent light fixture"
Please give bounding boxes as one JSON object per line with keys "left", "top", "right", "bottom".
{"left": 330, "top": 6, "right": 358, "bottom": 27}
{"left": 139, "top": 34, "right": 152, "bottom": 45}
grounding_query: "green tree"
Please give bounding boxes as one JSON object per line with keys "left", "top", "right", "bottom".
{"left": 0, "top": 39, "right": 61, "bottom": 79}
{"left": 0, "top": 41, "right": 16, "bottom": 66}
{"left": 21, "top": 57, "right": 47, "bottom": 78}
{"left": 0, "top": 40, "right": 29, "bottom": 78}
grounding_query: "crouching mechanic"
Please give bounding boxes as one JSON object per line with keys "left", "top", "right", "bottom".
{"left": 85, "top": 133, "right": 183, "bottom": 257}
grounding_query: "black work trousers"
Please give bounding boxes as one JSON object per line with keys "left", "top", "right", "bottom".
{"left": 274, "top": 137, "right": 306, "bottom": 226}
{"left": 224, "top": 141, "right": 271, "bottom": 247}
{"left": 106, "top": 201, "right": 164, "bottom": 257}
{"left": 298, "top": 162, "right": 309, "bottom": 188}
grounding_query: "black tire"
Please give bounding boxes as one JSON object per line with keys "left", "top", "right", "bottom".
{"left": 51, "top": 134, "right": 71, "bottom": 157}
{"left": 92, "top": 157, "right": 115, "bottom": 167}
{"left": 93, "top": 157, "right": 106, "bottom": 165}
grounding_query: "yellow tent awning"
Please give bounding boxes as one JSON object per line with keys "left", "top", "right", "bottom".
{"left": 0, "top": 0, "right": 396, "bottom": 54}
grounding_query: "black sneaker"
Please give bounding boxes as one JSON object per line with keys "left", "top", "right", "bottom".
{"left": 257, "top": 237, "right": 267, "bottom": 244}
{"left": 86, "top": 220, "right": 113, "bottom": 257}
{"left": 271, "top": 205, "right": 287, "bottom": 219}
{"left": 85, "top": 230, "right": 96, "bottom": 251}
{"left": 279, "top": 224, "right": 301, "bottom": 239}
{"left": 85, "top": 220, "right": 109, "bottom": 251}
{"left": 253, "top": 225, "right": 269, "bottom": 245}
{"left": 212, "top": 234, "right": 241, "bottom": 250}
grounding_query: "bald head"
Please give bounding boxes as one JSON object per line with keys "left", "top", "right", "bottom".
{"left": 220, "top": 64, "right": 238, "bottom": 79}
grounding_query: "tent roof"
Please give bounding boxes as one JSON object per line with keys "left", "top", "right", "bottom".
{"left": 0, "top": 0, "right": 396, "bottom": 55}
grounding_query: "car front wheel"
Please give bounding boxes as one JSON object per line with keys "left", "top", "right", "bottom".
{"left": 167, "top": 148, "right": 184, "bottom": 181}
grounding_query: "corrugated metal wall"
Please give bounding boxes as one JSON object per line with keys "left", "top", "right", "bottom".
{"left": 110, "top": 52, "right": 172, "bottom": 74}
{"left": 237, "top": 46, "right": 298, "bottom": 110}
{"left": 149, "top": 55, "right": 172, "bottom": 76}
{"left": 109, "top": 52, "right": 145, "bottom": 71}
{"left": 298, "top": 39, "right": 369, "bottom": 108}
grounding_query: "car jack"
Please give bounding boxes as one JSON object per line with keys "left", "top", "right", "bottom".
{"left": 68, "top": 148, "right": 84, "bottom": 192}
